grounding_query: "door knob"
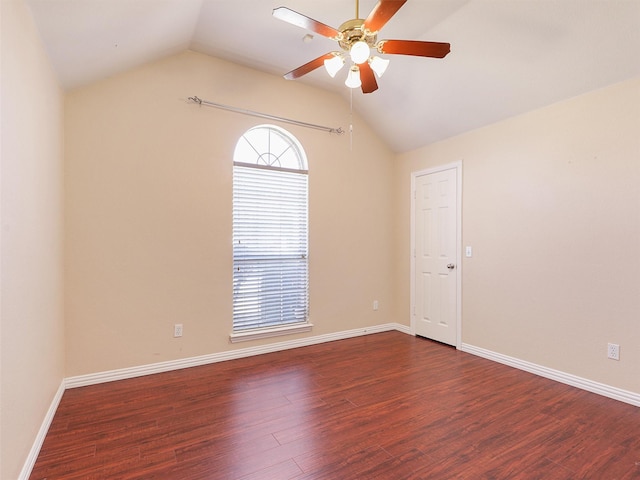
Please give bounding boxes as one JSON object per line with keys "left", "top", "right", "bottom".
{"left": 447, "top": 264, "right": 455, "bottom": 269}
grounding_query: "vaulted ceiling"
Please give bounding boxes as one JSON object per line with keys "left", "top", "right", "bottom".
{"left": 26, "top": 0, "right": 640, "bottom": 152}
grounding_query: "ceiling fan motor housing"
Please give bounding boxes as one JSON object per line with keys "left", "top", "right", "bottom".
{"left": 337, "top": 19, "right": 377, "bottom": 51}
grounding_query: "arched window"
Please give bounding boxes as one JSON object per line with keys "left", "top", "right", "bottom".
{"left": 231, "top": 125, "right": 310, "bottom": 340}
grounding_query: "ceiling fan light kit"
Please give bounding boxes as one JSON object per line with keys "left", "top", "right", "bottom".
{"left": 324, "top": 53, "right": 346, "bottom": 77}
{"left": 369, "top": 56, "right": 389, "bottom": 78}
{"left": 345, "top": 66, "right": 362, "bottom": 89}
{"left": 273, "top": 0, "right": 450, "bottom": 94}
{"left": 349, "top": 40, "right": 371, "bottom": 64}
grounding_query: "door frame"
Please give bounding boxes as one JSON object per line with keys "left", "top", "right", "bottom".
{"left": 410, "top": 161, "right": 462, "bottom": 349}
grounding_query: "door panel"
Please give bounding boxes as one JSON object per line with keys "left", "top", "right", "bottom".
{"left": 414, "top": 168, "right": 458, "bottom": 345}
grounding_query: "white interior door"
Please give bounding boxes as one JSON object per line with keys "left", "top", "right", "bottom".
{"left": 413, "top": 167, "right": 459, "bottom": 346}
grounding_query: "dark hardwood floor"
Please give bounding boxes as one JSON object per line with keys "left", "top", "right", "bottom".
{"left": 31, "top": 332, "right": 639, "bottom": 479}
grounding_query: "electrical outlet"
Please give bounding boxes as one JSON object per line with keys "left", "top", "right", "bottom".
{"left": 607, "top": 343, "right": 619, "bottom": 360}
{"left": 174, "top": 324, "right": 183, "bottom": 338}
{"left": 373, "top": 300, "right": 379, "bottom": 311}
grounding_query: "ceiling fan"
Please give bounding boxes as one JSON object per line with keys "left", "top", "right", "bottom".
{"left": 273, "top": 0, "right": 451, "bottom": 94}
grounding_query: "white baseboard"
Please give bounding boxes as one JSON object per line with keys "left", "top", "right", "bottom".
{"left": 393, "top": 323, "right": 412, "bottom": 335}
{"left": 66, "top": 323, "right": 410, "bottom": 388}
{"left": 460, "top": 343, "right": 640, "bottom": 407}
{"left": 19, "top": 380, "right": 66, "bottom": 480}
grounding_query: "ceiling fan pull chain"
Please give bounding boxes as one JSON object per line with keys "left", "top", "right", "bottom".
{"left": 349, "top": 87, "right": 354, "bottom": 151}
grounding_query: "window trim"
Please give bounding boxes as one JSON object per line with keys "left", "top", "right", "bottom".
{"left": 233, "top": 161, "right": 308, "bottom": 175}
{"left": 229, "top": 322, "right": 314, "bottom": 343}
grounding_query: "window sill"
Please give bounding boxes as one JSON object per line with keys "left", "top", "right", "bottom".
{"left": 229, "top": 322, "right": 313, "bottom": 343}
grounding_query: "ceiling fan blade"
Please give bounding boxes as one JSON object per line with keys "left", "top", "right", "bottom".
{"left": 273, "top": 7, "right": 340, "bottom": 39}
{"left": 378, "top": 40, "right": 450, "bottom": 58}
{"left": 364, "top": 0, "right": 407, "bottom": 33}
{"left": 284, "top": 53, "right": 335, "bottom": 80}
{"left": 359, "top": 62, "right": 379, "bottom": 94}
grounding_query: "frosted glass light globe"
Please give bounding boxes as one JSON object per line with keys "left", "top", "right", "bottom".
{"left": 369, "top": 56, "right": 390, "bottom": 78}
{"left": 349, "top": 41, "right": 370, "bottom": 64}
{"left": 345, "top": 66, "right": 361, "bottom": 89}
{"left": 324, "top": 54, "right": 345, "bottom": 78}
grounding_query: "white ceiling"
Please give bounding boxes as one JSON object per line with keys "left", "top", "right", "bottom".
{"left": 26, "top": 0, "right": 640, "bottom": 153}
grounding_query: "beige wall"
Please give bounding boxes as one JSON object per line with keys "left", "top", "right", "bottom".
{"left": 64, "top": 50, "right": 395, "bottom": 376}
{"left": 394, "top": 78, "right": 640, "bottom": 393}
{"left": 0, "top": 0, "right": 65, "bottom": 478}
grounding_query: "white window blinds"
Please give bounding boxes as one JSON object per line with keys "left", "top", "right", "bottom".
{"left": 232, "top": 126, "right": 309, "bottom": 332}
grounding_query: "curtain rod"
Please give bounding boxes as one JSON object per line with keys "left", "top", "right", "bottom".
{"left": 188, "top": 96, "right": 344, "bottom": 135}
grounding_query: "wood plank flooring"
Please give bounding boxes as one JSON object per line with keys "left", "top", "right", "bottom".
{"left": 30, "top": 332, "right": 640, "bottom": 479}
